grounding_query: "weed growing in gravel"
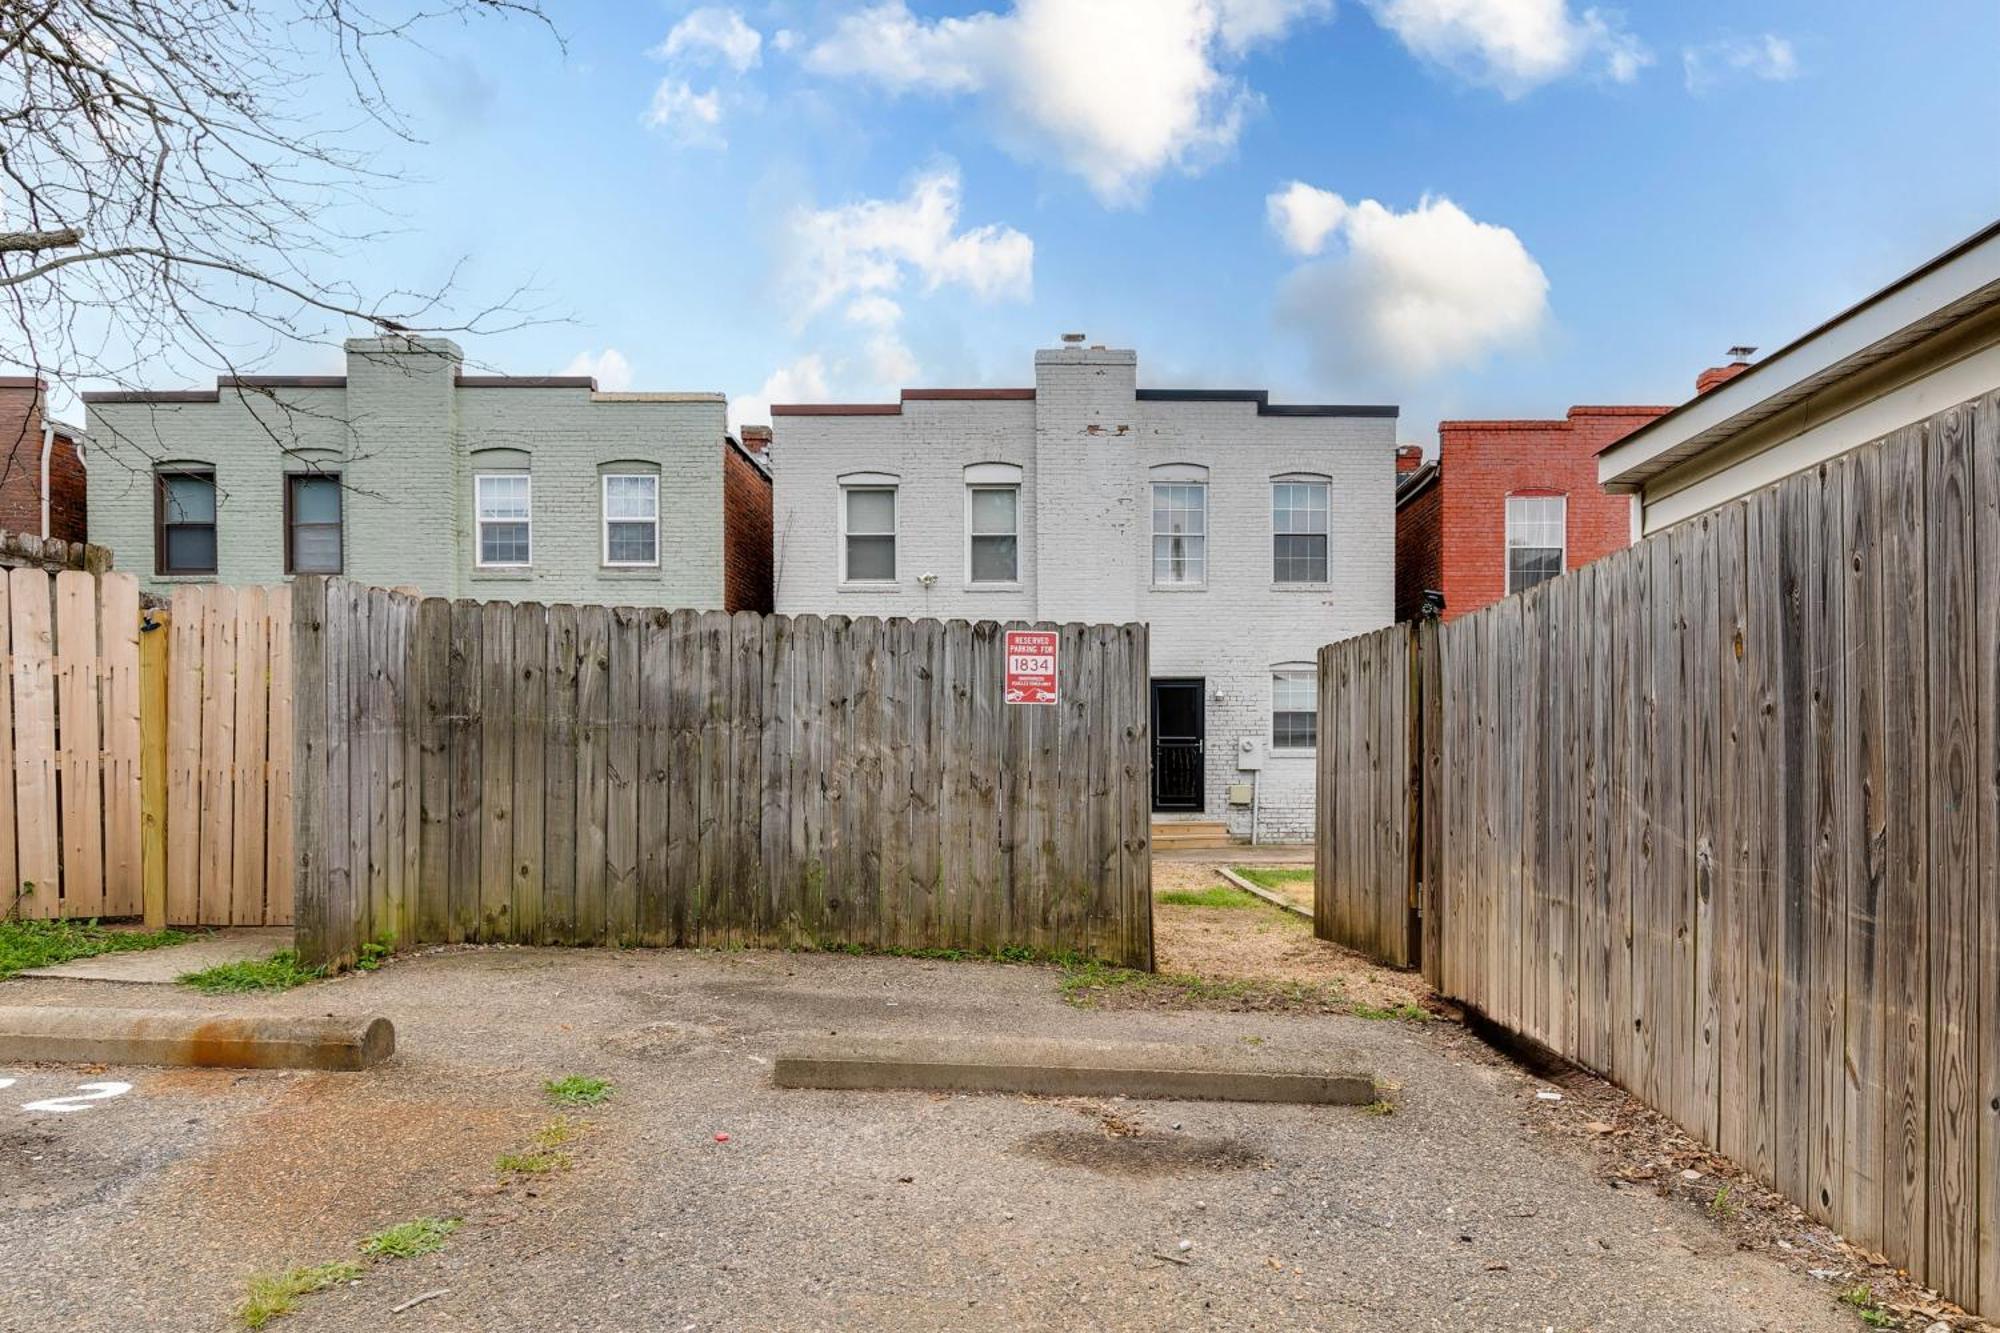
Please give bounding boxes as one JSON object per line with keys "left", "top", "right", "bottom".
{"left": 359, "top": 1217, "right": 460, "bottom": 1260}
{"left": 535, "top": 1117, "right": 586, "bottom": 1148}
{"left": 238, "top": 1261, "right": 362, "bottom": 1328}
{"left": 496, "top": 1148, "right": 573, "bottom": 1174}
{"left": 1709, "top": 1184, "right": 1737, "bottom": 1218}
{"left": 0, "top": 918, "right": 191, "bottom": 979}
{"left": 1837, "top": 1283, "right": 1896, "bottom": 1328}
{"left": 543, "top": 1075, "right": 612, "bottom": 1107}
{"left": 1362, "top": 1099, "right": 1396, "bottom": 1117}
{"left": 1157, "top": 885, "right": 1263, "bottom": 909}
{"left": 180, "top": 949, "right": 325, "bottom": 994}
{"left": 1348, "top": 1002, "right": 1430, "bottom": 1023}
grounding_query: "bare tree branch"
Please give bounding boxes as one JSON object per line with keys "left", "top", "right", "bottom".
{"left": 0, "top": 0, "right": 562, "bottom": 473}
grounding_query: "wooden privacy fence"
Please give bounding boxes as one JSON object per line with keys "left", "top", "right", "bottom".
{"left": 0, "top": 572, "right": 292, "bottom": 927}
{"left": 1313, "top": 625, "right": 1420, "bottom": 967}
{"left": 1315, "top": 389, "right": 2000, "bottom": 1315}
{"left": 290, "top": 579, "right": 1154, "bottom": 970}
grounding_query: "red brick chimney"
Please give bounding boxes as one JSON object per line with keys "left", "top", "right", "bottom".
{"left": 739, "top": 424, "right": 772, "bottom": 457}
{"left": 1395, "top": 444, "right": 1424, "bottom": 474}
{"left": 1696, "top": 346, "right": 1757, "bottom": 395}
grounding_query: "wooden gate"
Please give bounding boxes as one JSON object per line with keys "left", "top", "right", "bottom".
{"left": 0, "top": 570, "right": 293, "bottom": 928}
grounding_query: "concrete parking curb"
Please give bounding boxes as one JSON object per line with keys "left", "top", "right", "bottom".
{"left": 0, "top": 1007, "right": 395, "bottom": 1071}
{"left": 774, "top": 1034, "right": 1375, "bottom": 1105}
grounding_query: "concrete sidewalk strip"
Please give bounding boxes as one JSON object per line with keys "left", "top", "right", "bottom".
{"left": 1216, "top": 866, "right": 1313, "bottom": 920}
{"left": 773, "top": 1034, "right": 1376, "bottom": 1105}
{"left": 14, "top": 927, "right": 292, "bottom": 984}
{"left": 0, "top": 1007, "right": 394, "bottom": 1071}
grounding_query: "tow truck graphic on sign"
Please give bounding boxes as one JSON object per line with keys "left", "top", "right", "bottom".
{"left": 1003, "top": 630, "right": 1058, "bottom": 706}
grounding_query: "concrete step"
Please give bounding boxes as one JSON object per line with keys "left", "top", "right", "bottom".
{"left": 1151, "top": 821, "right": 1238, "bottom": 850}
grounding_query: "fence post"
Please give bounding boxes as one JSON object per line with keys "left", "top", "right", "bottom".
{"left": 291, "top": 576, "right": 334, "bottom": 967}
{"left": 1415, "top": 613, "right": 1443, "bottom": 985}
{"left": 139, "top": 608, "right": 169, "bottom": 929}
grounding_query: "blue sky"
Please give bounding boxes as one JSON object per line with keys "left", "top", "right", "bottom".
{"left": 316, "top": 1, "right": 2000, "bottom": 443}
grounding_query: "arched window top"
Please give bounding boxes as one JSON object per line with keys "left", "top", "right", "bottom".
{"left": 837, "top": 469, "right": 900, "bottom": 487}
{"left": 1149, "top": 462, "right": 1208, "bottom": 484}
{"left": 964, "top": 461, "right": 1022, "bottom": 484}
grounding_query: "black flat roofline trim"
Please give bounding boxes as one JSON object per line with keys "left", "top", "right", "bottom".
{"left": 1135, "top": 389, "right": 1398, "bottom": 418}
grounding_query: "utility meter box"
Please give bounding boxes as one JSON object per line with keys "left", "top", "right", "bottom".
{"left": 1226, "top": 782, "right": 1254, "bottom": 807}
{"left": 1236, "top": 736, "right": 1266, "bottom": 771}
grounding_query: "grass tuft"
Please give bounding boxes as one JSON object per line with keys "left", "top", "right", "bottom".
{"left": 238, "top": 1261, "right": 362, "bottom": 1328}
{"left": 180, "top": 949, "right": 325, "bottom": 994}
{"left": 496, "top": 1148, "right": 573, "bottom": 1174}
{"left": 543, "top": 1075, "right": 612, "bottom": 1107}
{"left": 359, "top": 1217, "right": 460, "bottom": 1260}
{"left": 1157, "top": 885, "right": 1263, "bottom": 909}
{"left": 534, "top": 1117, "right": 586, "bottom": 1148}
{"left": 0, "top": 918, "right": 191, "bottom": 980}
{"left": 1347, "top": 1002, "right": 1431, "bottom": 1023}
{"left": 1362, "top": 1099, "right": 1396, "bottom": 1117}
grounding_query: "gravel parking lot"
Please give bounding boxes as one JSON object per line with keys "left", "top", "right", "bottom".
{"left": 0, "top": 930, "right": 1855, "bottom": 1333}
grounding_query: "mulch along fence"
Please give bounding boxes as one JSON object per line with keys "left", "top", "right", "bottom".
{"left": 0, "top": 565, "right": 294, "bottom": 928}
{"left": 1316, "top": 389, "right": 2000, "bottom": 1314}
{"left": 290, "top": 579, "right": 1154, "bottom": 971}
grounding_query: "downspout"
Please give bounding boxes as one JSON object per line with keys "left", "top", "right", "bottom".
{"left": 38, "top": 420, "right": 53, "bottom": 540}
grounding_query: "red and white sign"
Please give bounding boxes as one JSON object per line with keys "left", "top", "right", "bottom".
{"left": 1004, "top": 630, "right": 1059, "bottom": 706}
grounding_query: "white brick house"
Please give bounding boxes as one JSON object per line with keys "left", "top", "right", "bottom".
{"left": 770, "top": 340, "right": 1397, "bottom": 843}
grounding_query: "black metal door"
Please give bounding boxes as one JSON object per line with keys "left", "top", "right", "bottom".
{"left": 1151, "top": 678, "right": 1205, "bottom": 812}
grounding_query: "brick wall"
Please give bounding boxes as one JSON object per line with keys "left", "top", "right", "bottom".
{"left": 722, "top": 436, "right": 773, "bottom": 613}
{"left": 1419, "top": 405, "right": 1668, "bottom": 622}
{"left": 1393, "top": 465, "right": 1442, "bottom": 622}
{"left": 85, "top": 338, "right": 733, "bottom": 607}
{"left": 0, "top": 379, "right": 87, "bottom": 545}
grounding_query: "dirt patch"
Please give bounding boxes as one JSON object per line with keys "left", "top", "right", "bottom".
{"left": 134, "top": 1071, "right": 545, "bottom": 1270}
{"left": 1015, "top": 1128, "right": 1268, "bottom": 1176}
{"left": 1149, "top": 860, "right": 1427, "bottom": 1012}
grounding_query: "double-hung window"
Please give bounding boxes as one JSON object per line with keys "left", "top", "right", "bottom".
{"left": 602, "top": 474, "right": 660, "bottom": 567}
{"left": 1272, "top": 480, "right": 1329, "bottom": 583}
{"left": 967, "top": 485, "right": 1019, "bottom": 584}
{"left": 1505, "top": 494, "right": 1566, "bottom": 594}
{"left": 156, "top": 468, "right": 218, "bottom": 575}
{"left": 842, "top": 485, "right": 897, "bottom": 583}
{"left": 476, "top": 473, "right": 532, "bottom": 568}
{"left": 1272, "top": 670, "right": 1318, "bottom": 750}
{"left": 1151, "top": 483, "right": 1207, "bottom": 586}
{"left": 285, "top": 473, "right": 342, "bottom": 574}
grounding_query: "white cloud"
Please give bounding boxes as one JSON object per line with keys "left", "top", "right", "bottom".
{"left": 656, "top": 8, "right": 763, "bottom": 72}
{"left": 1271, "top": 187, "right": 1550, "bottom": 380}
{"left": 732, "top": 355, "right": 829, "bottom": 432}
{"left": 1365, "top": 0, "right": 1649, "bottom": 96}
{"left": 644, "top": 79, "right": 724, "bottom": 142}
{"left": 787, "top": 165, "right": 1033, "bottom": 322}
{"left": 805, "top": 0, "right": 1330, "bottom": 205}
{"left": 1682, "top": 34, "right": 1798, "bottom": 94}
{"left": 563, "top": 348, "right": 634, "bottom": 392}
{"left": 1266, "top": 180, "right": 1350, "bottom": 257}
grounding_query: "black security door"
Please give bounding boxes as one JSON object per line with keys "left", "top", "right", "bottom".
{"left": 1151, "top": 678, "right": 1205, "bottom": 813}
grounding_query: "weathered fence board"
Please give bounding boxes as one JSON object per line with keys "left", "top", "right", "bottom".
{"left": 1313, "top": 389, "right": 2000, "bottom": 1315}
{"left": 294, "top": 583, "right": 1153, "bottom": 971}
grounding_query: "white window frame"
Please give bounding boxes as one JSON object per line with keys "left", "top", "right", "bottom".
{"left": 475, "top": 472, "right": 532, "bottom": 569}
{"left": 1271, "top": 477, "right": 1331, "bottom": 585}
{"left": 1151, "top": 482, "right": 1208, "bottom": 588}
{"left": 964, "top": 483, "right": 1021, "bottom": 586}
{"left": 1271, "top": 667, "right": 1318, "bottom": 753}
{"left": 601, "top": 473, "right": 661, "bottom": 569}
{"left": 839, "top": 483, "right": 898, "bottom": 585}
{"left": 1505, "top": 493, "right": 1567, "bottom": 594}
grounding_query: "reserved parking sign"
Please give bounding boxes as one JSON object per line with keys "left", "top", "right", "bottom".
{"left": 1004, "top": 629, "right": 1059, "bottom": 706}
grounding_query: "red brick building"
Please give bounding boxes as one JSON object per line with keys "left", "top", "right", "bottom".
{"left": 1394, "top": 403, "right": 1671, "bottom": 622}
{"left": 724, "top": 426, "right": 775, "bottom": 615}
{"left": 0, "top": 377, "right": 87, "bottom": 545}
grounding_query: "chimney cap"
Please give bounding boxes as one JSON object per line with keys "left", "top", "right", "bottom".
{"left": 1726, "top": 345, "right": 1757, "bottom": 362}
{"left": 1060, "top": 332, "right": 1087, "bottom": 344}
